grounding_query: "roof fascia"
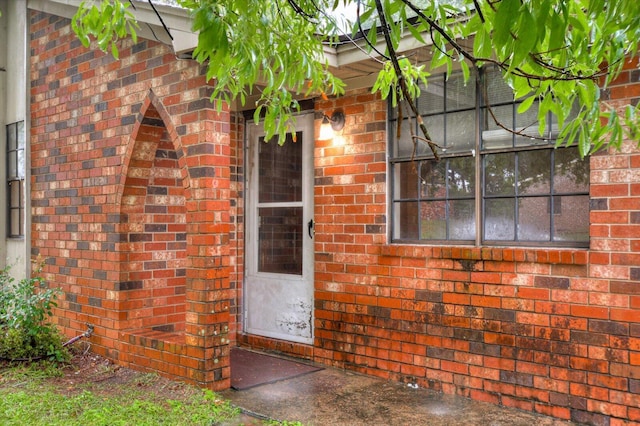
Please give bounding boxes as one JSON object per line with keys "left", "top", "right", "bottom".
{"left": 324, "top": 29, "right": 434, "bottom": 68}
{"left": 27, "top": 0, "right": 193, "bottom": 49}
{"left": 29, "top": 0, "right": 437, "bottom": 67}
{"left": 27, "top": 1, "right": 450, "bottom": 94}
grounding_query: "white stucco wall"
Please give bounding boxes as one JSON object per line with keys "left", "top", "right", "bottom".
{"left": 0, "top": 0, "right": 29, "bottom": 278}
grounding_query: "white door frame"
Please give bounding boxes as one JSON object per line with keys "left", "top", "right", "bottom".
{"left": 244, "top": 112, "right": 315, "bottom": 344}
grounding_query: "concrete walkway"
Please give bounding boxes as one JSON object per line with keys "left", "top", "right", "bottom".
{"left": 220, "top": 363, "right": 577, "bottom": 426}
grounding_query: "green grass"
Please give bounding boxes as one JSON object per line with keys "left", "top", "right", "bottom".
{"left": 0, "top": 360, "right": 301, "bottom": 426}
{"left": 0, "top": 388, "right": 238, "bottom": 426}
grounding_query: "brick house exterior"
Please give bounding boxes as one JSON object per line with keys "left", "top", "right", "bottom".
{"left": 18, "top": 1, "right": 640, "bottom": 424}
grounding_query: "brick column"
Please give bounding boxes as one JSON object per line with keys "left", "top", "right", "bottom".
{"left": 182, "top": 101, "right": 232, "bottom": 389}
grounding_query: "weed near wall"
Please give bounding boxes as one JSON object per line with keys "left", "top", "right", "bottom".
{"left": 0, "top": 264, "right": 69, "bottom": 362}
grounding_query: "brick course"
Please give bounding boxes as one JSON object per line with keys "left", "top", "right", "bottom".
{"left": 30, "top": 9, "right": 640, "bottom": 424}
{"left": 30, "top": 11, "right": 231, "bottom": 389}
{"left": 309, "top": 74, "right": 640, "bottom": 423}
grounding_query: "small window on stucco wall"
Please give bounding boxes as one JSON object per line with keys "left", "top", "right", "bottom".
{"left": 389, "top": 67, "right": 589, "bottom": 247}
{"left": 6, "top": 121, "right": 25, "bottom": 238}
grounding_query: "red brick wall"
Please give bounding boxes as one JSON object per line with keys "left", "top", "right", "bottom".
{"left": 30, "top": 11, "right": 232, "bottom": 389}
{"left": 311, "top": 68, "right": 640, "bottom": 423}
{"left": 228, "top": 113, "right": 244, "bottom": 341}
{"left": 29, "top": 6, "right": 640, "bottom": 424}
{"left": 119, "top": 110, "right": 187, "bottom": 332}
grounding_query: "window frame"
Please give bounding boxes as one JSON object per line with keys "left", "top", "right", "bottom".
{"left": 388, "top": 68, "right": 590, "bottom": 248}
{"left": 6, "top": 121, "right": 25, "bottom": 239}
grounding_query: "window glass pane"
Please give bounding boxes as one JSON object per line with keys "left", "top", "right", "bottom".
{"left": 485, "top": 153, "right": 515, "bottom": 196}
{"left": 7, "top": 121, "right": 25, "bottom": 180}
{"left": 10, "top": 209, "right": 21, "bottom": 237}
{"left": 482, "top": 105, "right": 514, "bottom": 149}
{"left": 483, "top": 67, "right": 513, "bottom": 104}
{"left": 389, "top": 103, "right": 400, "bottom": 120}
{"left": 449, "top": 199, "right": 475, "bottom": 240}
{"left": 553, "top": 195, "right": 589, "bottom": 242}
{"left": 445, "top": 110, "right": 475, "bottom": 152}
{"left": 549, "top": 196, "right": 562, "bottom": 215}
{"left": 394, "top": 118, "right": 415, "bottom": 157}
{"left": 515, "top": 133, "right": 554, "bottom": 148}
{"left": 515, "top": 102, "right": 551, "bottom": 147}
{"left": 397, "top": 162, "right": 419, "bottom": 199}
{"left": 8, "top": 153, "right": 17, "bottom": 179}
{"left": 396, "top": 202, "right": 419, "bottom": 239}
{"left": 515, "top": 101, "right": 540, "bottom": 132}
{"left": 258, "top": 133, "right": 302, "bottom": 203}
{"left": 484, "top": 105, "right": 513, "bottom": 132}
{"left": 518, "top": 150, "right": 550, "bottom": 195}
{"left": 445, "top": 73, "right": 476, "bottom": 110}
{"left": 419, "top": 76, "right": 445, "bottom": 114}
{"left": 420, "top": 201, "right": 447, "bottom": 239}
{"left": 17, "top": 150, "right": 25, "bottom": 180}
{"left": 518, "top": 197, "right": 551, "bottom": 241}
{"left": 10, "top": 181, "right": 21, "bottom": 208}
{"left": 258, "top": 207, "right": 302, "bottom": 275}
{"left": 554, "top": 148, "right": 589, "bottom": 193}
{"left": 9, "top": 179, "right": 23, "bottom": 237}
{"left": 17, "top": 121, "right": 25, "bottom": 149}
{"left": 447, "top": 156, "right": 475, "bottom": 197}
{"left": 423, "top": 115, "right": 444, "bottom": 155}
{"left": 389, "top": 67, "right": 589, "bottom": 246}
{"left": 550, "top": 100, "right": 581, "bottom": 134}
{"left": 484, "top": 198, "right": 515, "bottom": 240}
{"left": 7, "top": 122, "right": 17, "bottom": 151}
{"left": 420, "top": 160, "right": 446, "bottom": 199}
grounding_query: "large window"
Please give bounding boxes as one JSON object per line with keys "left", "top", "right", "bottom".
{"left": 6, "top": 121, "right": 25, "bottom": 238}
{"left": 390, "top": 68, "right": 589, "bottom": 247}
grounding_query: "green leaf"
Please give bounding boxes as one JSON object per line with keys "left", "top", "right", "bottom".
{"left": 510, "top": 8, "right": 536, "bottom": 70}
{"left": 460, "top": 60, "right": 470, "bottom": 84}
{"left": 67, "top": 0, "right": 640, "bottom": 153}
{"left": 493, "top": 0, "right": 519, "bottom": 48}
{"left": 512, "top": 76, "right": 531, "bottom": 100}
{"left": 517, "top": 95, "right": 536, "bottom": 114}
{"left": 473, "top": 26, "right": 492, "bottom": 60}
{"left": 365, "top": 27, "right": 378, "bottom": 53}
{"left": 548, "top": 12, "right": 566, "bottom": 52}
{"left": 406, "top": 21, "right": 426, "bottom": 45}
{"left": 431, "top": 47, "right": 451, "bottom": 71}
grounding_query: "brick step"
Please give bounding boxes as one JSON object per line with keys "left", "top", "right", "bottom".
{"left": 123, "top": 328, "right": 187, "bottom": 353}
{"left": 119, "top": 327, "right": 189, "bottom": 379}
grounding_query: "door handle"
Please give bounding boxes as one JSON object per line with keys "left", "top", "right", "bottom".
{"left": 308, "top": 219, "right": 315, "bottom": 238}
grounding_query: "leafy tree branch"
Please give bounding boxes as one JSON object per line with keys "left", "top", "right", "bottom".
{"left": 71, "top": 0, "right": 640, "bottom": 156}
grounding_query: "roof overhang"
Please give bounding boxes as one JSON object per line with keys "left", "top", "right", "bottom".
{"left": 27, "top": 0, "right": 192, "bottom": 48}
{"left": 27, "top": 0, "right": 450, "bottom": 109}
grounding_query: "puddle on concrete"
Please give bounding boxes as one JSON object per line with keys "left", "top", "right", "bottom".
{"left": 221, "top": 367, "right": 575, "bottom": 426}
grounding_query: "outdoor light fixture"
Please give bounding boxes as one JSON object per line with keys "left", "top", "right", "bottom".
{"left": 319, "top": 109, "right": 345, "bottom": 139}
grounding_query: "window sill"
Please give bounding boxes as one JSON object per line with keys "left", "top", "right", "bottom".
{"left": 380, "top": 243, "right": 588, "bottom": 266}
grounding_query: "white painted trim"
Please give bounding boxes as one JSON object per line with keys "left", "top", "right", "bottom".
{"left": 29, "top": 0, "right": 439, "bottom": 90}
{"left": 244, "top": 113, "right": 315, "bottom": 345}
{"left": 28, "top": 0, "right": 194, "bottom": 47}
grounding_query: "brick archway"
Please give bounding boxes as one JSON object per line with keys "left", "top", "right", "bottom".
{"left": 118, "top": 98, "right": 187, "bottom": 333}
{"left": 115, "top": 90, "right": 231, "bottom": 389}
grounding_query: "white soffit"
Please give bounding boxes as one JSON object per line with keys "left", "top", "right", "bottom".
{"left": 28, "top": 0, "right": 455, "bottom": 88}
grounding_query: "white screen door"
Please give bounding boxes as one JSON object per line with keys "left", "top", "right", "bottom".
{"left": 244, "top": 113, "right": 314, "bottom": 344}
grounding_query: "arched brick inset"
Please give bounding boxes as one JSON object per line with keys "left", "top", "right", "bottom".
{"left": 116, "top": 100, "right": 191, "bottom": 381}
{"left": 119, "top": 104, "right": 186, "bottom": 332}
{"left": 116, "top": 89, "right": 231, "bottom": 390}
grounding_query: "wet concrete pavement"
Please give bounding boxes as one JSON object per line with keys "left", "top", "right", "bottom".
{"left": 220, "top": 363, "right": 577, "bottom": 426}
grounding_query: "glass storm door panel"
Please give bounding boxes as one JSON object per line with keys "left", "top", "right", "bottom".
{"left": 244, "top": 113, "right": 314, "bottom": 344}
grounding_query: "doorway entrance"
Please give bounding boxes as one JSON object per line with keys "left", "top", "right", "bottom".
{"left": 244, "top": 113, "right": 315, "bottom": 344}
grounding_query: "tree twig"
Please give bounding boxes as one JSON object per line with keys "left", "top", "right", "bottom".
{"left": 373, "top": 0, "right": 439, "bottom": 160}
